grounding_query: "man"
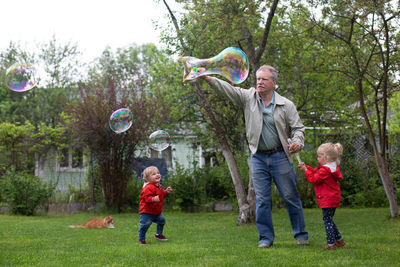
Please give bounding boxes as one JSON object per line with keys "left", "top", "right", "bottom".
{"left": 199, "top": 65, "right": 308, "bottom": 248}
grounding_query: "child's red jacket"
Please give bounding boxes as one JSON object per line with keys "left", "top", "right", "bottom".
{"left": 139, "top": 183, "right": 169, "bottom": 215}
{"left": 304, "top": 164, "right": 343, "bottom": 208}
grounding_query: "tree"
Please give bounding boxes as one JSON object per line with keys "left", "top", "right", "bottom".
{"left": 159, "top": 0, "right": 280, "bottom": 224}
{"left": 66, "top": 44, "right": 170, "bottom": 211}
{"left": 0, "top": 121, "right": 67, "bottom": 177}
{"left": 389, "top": 92, "right": 400, "bottom": 134}
{"left": 0, "top": 38, "right": 83, "bottom": 127}
{"left": 0, "top": 122, "right": 34, "bottom": 174}
{"left": 0, "top": 39, "right": 83, "bottom": 178}
{"left": 266, "top": 3, "right": 359, "bottom": 129}
{"left": 306, "top": 0, "right": 399, "bottom": 218}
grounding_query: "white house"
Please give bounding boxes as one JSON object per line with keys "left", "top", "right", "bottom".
{"left": 35, "top": 135, "right": 206, "bottom": 192}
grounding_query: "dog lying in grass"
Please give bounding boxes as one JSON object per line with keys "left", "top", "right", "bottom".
{"left": 68, "top": 216, "right": 115, "bottom": 229}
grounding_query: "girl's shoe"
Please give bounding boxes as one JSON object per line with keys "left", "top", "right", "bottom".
{"left": 139, "top": 240, "right": 146, "bottom": 245}
{"left": 334, "top": 239, "right": 345, "bottom": 247}
{"left": 323, "top": 244, "right": 336, "bottom": 250}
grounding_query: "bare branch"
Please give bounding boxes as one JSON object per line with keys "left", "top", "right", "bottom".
{"left": 162, "top": 0, "right": 188, "bottom": 54}
{"left": 255, "top": 0, "right": 279, "bottom": 63}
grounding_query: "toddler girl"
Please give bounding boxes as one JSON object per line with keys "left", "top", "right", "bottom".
{"left": 298, "top": 142, "right": 345, "bottom": 250}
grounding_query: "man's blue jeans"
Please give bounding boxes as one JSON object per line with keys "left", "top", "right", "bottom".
{"left": 138, "top": 213, "right": 165, "bottom": 241}
{"left": 252, "top": 151, "right": 308, "bottom": 245}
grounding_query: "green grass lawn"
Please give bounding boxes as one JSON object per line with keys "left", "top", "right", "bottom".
{"left": 0, "top": 208, "right": 399, "bottom": 266}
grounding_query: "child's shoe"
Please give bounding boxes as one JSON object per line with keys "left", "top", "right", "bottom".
{"left": 155, "top": 233, "right": 168, "bottom": 241}
{"left": 323, "top": 244, "right": 336, "bottom": 250}
{"left": 334, "top": 239, "right": 345, "bottom": 247}
{"left": 139, "top": 240, "right": 146, "bottom": 245}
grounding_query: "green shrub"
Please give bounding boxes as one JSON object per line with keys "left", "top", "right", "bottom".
{"left": 165, "top": 160, "right": 243, "bottom": 212}
{"left": 166, "top": 164, "right": 205, "bottom": 211}
{"left": 0, "top": 170, "right": 54, "bottom": 215}
{"left": 347, "top": 186, "right": 388, "bottom": 207}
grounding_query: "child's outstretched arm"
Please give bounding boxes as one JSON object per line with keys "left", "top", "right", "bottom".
{"left": 164, "top": 187, "right": 173, "bottom": 197}
{"left": 165, "top": 187, "right": 173, "bottom": 194}
{"left": 298, "top": 162, "right": 307, "bottom": 172}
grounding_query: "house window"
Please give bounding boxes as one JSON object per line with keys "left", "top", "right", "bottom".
{"left": 72, "top": 148, "right": 83, "bottom": 168}
{"left": 150, "top": 147, "right": 172, "bottom": 169}
{"left": 58, "top": 147, "right": 84, "bottom": 171}
{"left": 59, "top": 147, "right": 69, "bottom": 168}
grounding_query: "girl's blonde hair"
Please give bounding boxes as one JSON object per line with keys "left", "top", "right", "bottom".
{"left": 318, "top": 142, "right": 343, "bottom": 165}
{"left": 142, "top": 166, "right": 159, "bottom": 181}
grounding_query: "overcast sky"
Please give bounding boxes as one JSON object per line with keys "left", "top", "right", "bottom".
{"left": 0, "top": 0, "right": 179, "bottom": 62}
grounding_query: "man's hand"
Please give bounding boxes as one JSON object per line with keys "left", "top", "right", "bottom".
{"left": 288, "top": 142, "right": 301, "bottom": 154}
{"left": 197, "top": 67, "right": 211, "bottom": 81}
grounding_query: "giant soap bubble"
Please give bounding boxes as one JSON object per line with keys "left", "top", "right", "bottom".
{"left": 180, "top": 47, "right": 249, "bottom": 84}
{"left": 149, "top": 130, "right": 170, "bottom": 152}
{"left": 6, "top": 63, "right": 38, "bottom": 92}
{"left": 109, "top": 108, "right": 133, "bottom": 134}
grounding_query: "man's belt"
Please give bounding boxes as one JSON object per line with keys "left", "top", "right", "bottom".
{"left": 257, "top": 146, "right": 284, "bottom": 155}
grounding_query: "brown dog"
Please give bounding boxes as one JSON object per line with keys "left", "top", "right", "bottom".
{"left": 68, "top": 216, "right": 115, "bottom": 229}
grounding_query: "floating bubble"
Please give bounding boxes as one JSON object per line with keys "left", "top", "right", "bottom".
{"left": 180, "top": 47, "right": 249, "bottom": 84}
{"left": 109, "top": 108, "right": 133, "bottom": 134}
{"left": 5, "top": 63, "right": 38, "bottom": 92}
{"left": 149, "top": 130, "right": 170, "bottom": 152}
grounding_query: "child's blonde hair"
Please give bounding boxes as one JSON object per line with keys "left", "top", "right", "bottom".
{"left": 318, "top": 142, "right": 343, "bottom": 165}
{"left": 142, "top": 166, "right": 159, "bottom": 181}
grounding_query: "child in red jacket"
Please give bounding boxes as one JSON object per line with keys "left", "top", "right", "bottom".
{"left": 298, "top": 143, "right": 345, "bottom": 250}
{"left": 138, "top": 166, "right": 172, "bottom": 245}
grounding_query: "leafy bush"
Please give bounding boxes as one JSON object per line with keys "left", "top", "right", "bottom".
{"left": 165, "top": 164, "right": 206, "bottom": 211}
{"left": 0, "top": 170, "right": 54, "bottom": 215}
{"left": 347, "top": 186, "right": 388, "bottom": 207}
{"left": 165, "top": 160, "right": 242, "bottom": 212}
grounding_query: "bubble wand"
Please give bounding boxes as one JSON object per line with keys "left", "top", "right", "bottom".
{"left": 288, "top": 138, "right": 302, "bottom": 163}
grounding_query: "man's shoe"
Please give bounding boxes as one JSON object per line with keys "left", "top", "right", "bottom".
{"left": 155, "top": 233, "right": 168, "bottom": 241}
{"left": 297, "top": 239, "right": 309, "bottom": 246}
{"left": 258, "top": 242, "right": 271, "bottom": 248}
{"left": 139, "top": 240, "right": 146, "bottom": 245}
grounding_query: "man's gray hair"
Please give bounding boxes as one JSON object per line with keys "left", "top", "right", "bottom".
{"left": 256, "top": 65, "right": 278, "bottom": 81}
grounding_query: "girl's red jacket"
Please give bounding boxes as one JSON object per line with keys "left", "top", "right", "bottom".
{"left": 304, "top": 164, "right": 343, "bottom": 208}
{"left": 139, "top": 183, "right": 169, "bottom": 215}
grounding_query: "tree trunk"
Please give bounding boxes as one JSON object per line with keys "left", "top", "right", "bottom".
{"left": 358, "top": 80, "right": 399, "bottom": 218}
{"left": 162, "top": 0, "right": 279, "bottom": 223}
{"left": 377, "top": 159, "right": 399, "bottom": 218}
{"left": 371, "top": 147, "right": 399, "bottom": 218}
{"left": 190, "top": 80, "right": 251, "bottom": 224}
{"left": 246, "top": 166, "right": 256, "bottom": 220}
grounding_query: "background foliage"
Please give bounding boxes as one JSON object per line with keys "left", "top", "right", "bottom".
{"left": 0, "top": 169, "right": 54, "bottom": 215}
{"left": 1, "top": 0, "right": 400, "bottom": 214}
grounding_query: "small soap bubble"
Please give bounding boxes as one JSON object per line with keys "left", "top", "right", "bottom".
{"left": 6, "top": 63, "right": 38, "bottom": 92}
{"left": 149, "top": 130, "right": 170, "bottom": 152}
{"left": 109, "top": 108, "right": 133, "bottom": 134}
